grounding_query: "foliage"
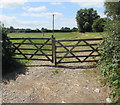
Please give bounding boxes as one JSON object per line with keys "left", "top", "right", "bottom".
{"left": 76, "top": 8, "right": 100, "bottom": 32}
{"left": 83, "top": 22, "right": 90, "bottom": 32}
{"left": 71, "top": 27, "right": 78, "bottom": 32}
{"left": 1, "top": 25, "right": 23, "bottom": 75}
{"left": 100, "top": 1, "right": 120, "bottom": 103}
{"left": 92, "top": 18, "right": 107, "bottom": 32}
{"left": 52, "top": 70, "right": 59, "bottom": 75}
{"left": 104, "top": 2, "right": 120, "bottom": 19}
{"left": 60, "top": 27, "right": 71, "bottom": 32}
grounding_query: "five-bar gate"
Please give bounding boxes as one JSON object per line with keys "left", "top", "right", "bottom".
{"left": 9, "top": 35, "right": 103, "bottom": 65}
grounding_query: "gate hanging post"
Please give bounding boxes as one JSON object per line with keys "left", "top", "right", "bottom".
{"left": 52, "top": 35, "right": 57, "bottom": 66}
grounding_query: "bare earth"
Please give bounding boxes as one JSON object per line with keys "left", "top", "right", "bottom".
{"left": 2, "top": 61, "right": 109, "bottom": 103}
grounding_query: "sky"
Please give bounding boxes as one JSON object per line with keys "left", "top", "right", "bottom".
{"left": 0, "top": 0, "right": 107, "bottom": 29}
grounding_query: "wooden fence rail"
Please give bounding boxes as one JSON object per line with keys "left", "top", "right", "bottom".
{"left": 9, "top": 35, "right": 103, "bottom": 65}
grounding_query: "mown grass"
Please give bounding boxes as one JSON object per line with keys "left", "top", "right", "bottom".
{"left": 8, "top": 32, "right": 106, "bottom": 64}
{"left": 8, "top": 32, "right": 105, "bottom": 39}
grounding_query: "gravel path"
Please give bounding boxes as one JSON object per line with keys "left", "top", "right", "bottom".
{"left": 2, "top": 61, "right": 109, "bottom": 103}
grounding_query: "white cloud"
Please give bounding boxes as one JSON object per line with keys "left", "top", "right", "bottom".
{"left": 0, "top": 0, "right": 28, "bottom": 9}
{"left": 0, "top": 14, "right": 51, "bottom": 29}
{"left": 50, "top": 2, "right": 62, "bottom": 5}
{"left": 70, "top": 0, "right": 105, "bottom": 8}
{"left": 0, "top": 0, "right": 106, "bottom": 9}
{"left": 0, "top": 14, "right": 16, "bottom": 25}
{"left": 21, "top": 12, "right": 63, "bottom": 17}
{"left": 0, "top": 14, "right": 76, "bottom": 29}
{"left": 27, "top": 6, "right": 47, "bottom": 12}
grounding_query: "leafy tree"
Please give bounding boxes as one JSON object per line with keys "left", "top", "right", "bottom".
{"left": 83, "top": 22, "right": 90, "bottom": 32}
{"left": 25, "top": 28, "right": 31, "bottom": 33}
{"left": 71, "top": 27, "right": 78, "bottom": 32}
{"left": 9, "top": 26, "right": 14, "bottom": 33}
{"left": 36, "top": 28, "right": 39, "bottom": 31}
{"left": 92, "top": 18, "right": 107, "bottom": 32}
{"left": 60, "top": 27, "right": 71, "bottom": 32}
{"left": 41, "top": 27, "right": 48, "bottom": 32}
{"left": 64, "top": 27, "right": 71, "bottom": 32}
{"left": 100, "top": 1, "right": 120, "bottom": 103}
{"left": 76, "top": 8, "right": 100, "bottom": 32}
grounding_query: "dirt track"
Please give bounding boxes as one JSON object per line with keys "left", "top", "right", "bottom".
{"left": 2, "top": 61, "right": 109, "bottom": 103}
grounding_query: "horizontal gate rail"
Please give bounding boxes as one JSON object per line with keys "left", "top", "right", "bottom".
{"left": 13, "top": 43, "right": 52, "bottom": 45}
{"left": 10, "top": 38, "right": 51, "bottom": 40}
{"left": 55, "top": 38, "right": 103, "bottom": 42}
{"left": 18, "top": 48, "right": 52, "bottom": 51}
{"left": 14, "top": 58, "right": 50, "bottom": 61}
{"left": 14, "top": 53, "right": 52, "bottom": 56}
{"left": 56, "top": 44, "right": 98, "bottom": 47}
{"left": 56, "top": 55, "right": 100, "bottom": 58}
{"left": 59, "top": 60, "right": 99, "bottom": 64}
{"left": 56, "top": 49, "right": 99, "bottom": 53}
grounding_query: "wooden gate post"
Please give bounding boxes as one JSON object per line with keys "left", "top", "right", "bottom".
{"left": 52, "top": 35, "right": 57, "bottom": 66}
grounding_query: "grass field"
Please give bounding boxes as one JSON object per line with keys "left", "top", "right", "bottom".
{"left": 8, "top": 32, "right": 105, "bottom": 64}
{"left": 8, "top": 32, "right": 105, "bottom": 39}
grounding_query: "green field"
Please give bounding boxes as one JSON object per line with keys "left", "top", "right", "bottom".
{"left": 8, "top": 32, "right": 105, "bottom": 40}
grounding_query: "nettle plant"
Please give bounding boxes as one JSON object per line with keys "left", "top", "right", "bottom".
{"left": 99, "top": 19, "right": 120, "bottom": 102}
{"left": 99, "top": 2, "right": 120, "bottom": 103}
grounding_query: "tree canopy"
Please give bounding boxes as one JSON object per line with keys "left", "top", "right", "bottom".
{"left": 104, "top": 2, "right": 120, "bottom": 19}
{"left": 92, "top": 18, "right": 107, "bottom": 32}
{"left": 76, "top": 8, "right": 100, "bottom": 32}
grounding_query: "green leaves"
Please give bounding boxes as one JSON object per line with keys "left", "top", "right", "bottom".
{"left": 52, "top": 70, "right": 59, "bottom": 75}
{"left": 99, "top": 1, "right": 120, "bottom": 103}
{"left": 76, "top": 8, "right": 100, "bottom": 32}
{"left": 92, "top": 18, "right": 107, "bottom": 32}
{"left": 104, "top": 2, "right": 120, "bottom": 19}
{"left": 2, "top": 25, "right": 23, "bottom": 75}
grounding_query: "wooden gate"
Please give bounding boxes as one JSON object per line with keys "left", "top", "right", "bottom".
{"left": 10, "top": 37, "right": 53, "bottom": 62}
{"left": 9, "top": 36, "right": 103, "bottom": 65}
{"left": 52, "top": 37, "right": 103, "bottom": 65}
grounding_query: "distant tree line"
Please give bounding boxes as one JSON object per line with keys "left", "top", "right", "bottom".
{"left": 6, "top": 26, "right": 78, "bottom": 33}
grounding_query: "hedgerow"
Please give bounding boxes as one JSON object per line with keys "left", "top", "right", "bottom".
{"left": 1, "top": 25, "right": 23, "bottom": 75}
{"left": 99, "top": 2, "right": 120, "bottom": 103}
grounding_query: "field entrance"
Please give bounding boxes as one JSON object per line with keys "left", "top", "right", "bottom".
{"left": 9, "top": 35, "right": 103, "bottom": 65}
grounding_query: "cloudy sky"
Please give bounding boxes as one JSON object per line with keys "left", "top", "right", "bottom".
{"left": 0, "top": 0, "right": 106, "bottom": 29}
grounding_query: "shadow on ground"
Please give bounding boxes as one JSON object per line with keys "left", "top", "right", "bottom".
{"left": 2, "top": 66, "right": 28, "bottom": 83}
{"left": 2, "top": 63, "right": 97, "bottom": 83}
{"left": 25, "top": 64, "right": 97, "bottom": 69}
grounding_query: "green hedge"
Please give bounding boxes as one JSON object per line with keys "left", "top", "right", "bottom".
{"left": 1, "top": 25, "right": 23, "bottom": 75}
